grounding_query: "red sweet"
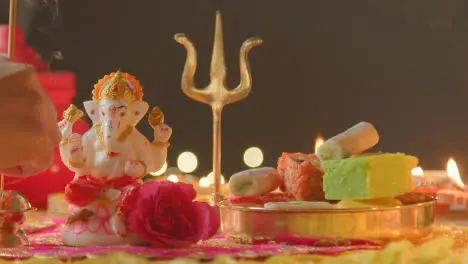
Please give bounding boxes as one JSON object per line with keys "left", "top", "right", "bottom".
{"left": 277, "top": 152, "right": 325, "bottom": 201}
{"left": 228, "top": 193, "right": 295, "bottom": 205}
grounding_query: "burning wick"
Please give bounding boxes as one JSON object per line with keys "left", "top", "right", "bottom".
{"left": 315, "top": 136, "right": 324, "bottom": 153}
{"left": 447, "top": 158, "right": 464, "bottom": 190}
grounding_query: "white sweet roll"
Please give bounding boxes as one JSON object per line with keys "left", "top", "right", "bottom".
{"left": 317, "top": 121, "right": 379, "bottom": 161}
{"left": 229, "top": 167, "right": 279, "bottom": 197}
{"left": 264, "top": 201, "right": 334, "bottom": 210}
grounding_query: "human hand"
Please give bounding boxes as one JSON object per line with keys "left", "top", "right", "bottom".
{"left": 0, "top": 58, "right": 60, "bottom": 177}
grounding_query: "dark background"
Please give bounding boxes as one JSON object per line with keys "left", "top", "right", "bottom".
{"left": 6, "top": 0, "right": 468, "bottom": 177}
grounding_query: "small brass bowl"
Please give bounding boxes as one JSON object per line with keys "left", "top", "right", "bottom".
{"left": 0, "top": 191, "right": 35, "bottom": 247}
{"left": 219, "top": 197, "right": 435, "bottom": 244}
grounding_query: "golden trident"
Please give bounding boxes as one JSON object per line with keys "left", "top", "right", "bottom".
{"left": 175, "top": 11, "right": 262, "bottom": 203}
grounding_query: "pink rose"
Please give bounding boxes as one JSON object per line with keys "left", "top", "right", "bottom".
{"left": 119, "top": 181, "right": 220, "bottom": 248}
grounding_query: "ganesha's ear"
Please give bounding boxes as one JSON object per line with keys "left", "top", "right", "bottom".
{"left": 83, "top": 100, "right": 100, "bottom": 124}
{"left": 128, "top": 100, "right": 149, "bottom": 126}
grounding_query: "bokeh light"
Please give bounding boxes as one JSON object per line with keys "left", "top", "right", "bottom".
{"left": 243, "top": 147, "right": 264, "bottom": 168}
{"left": 149, "top": 161, "right": 168, "bottom": 176}
{"left": 207, "top": 171, "right": 225, "bottom": 184}
{"left": 177, "top": 151, "right": 198, "bottom": 173}
{"left": 199, "top": 177, "right": 211, "bottom": 187}
{"left": 167, "top": 174, "right": 179, "bottom": 183}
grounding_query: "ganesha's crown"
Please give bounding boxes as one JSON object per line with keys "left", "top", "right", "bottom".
{"left": 92, "top": 71, "right": 143, "bottom": 103}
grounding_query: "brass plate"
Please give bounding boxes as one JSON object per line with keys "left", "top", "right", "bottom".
{"left": 219, "top": 198, "right": 435, "bottom": 244}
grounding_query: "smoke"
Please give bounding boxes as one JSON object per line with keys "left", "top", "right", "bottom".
{"left": 21, "top": 0, "right": 63, "bottom": 67}
{"left": 35, "top": 0, "right": 61, "bottom": 33}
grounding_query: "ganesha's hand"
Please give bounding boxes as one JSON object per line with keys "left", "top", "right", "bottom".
{"left": 67, "top": 134, "right": 85, "bottom": 168}
{"left": 58, "top": 119, "right": 72, "bottom": 139}
{"left": 153, "top": 124, "right": 172, "bottom": 146}
{"left": 124, "top": 160, "right": 146, "bottom": 179}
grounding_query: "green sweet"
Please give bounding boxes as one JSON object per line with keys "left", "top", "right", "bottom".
{"left": 323, "top": 153, "right": 417, "bottom": 200}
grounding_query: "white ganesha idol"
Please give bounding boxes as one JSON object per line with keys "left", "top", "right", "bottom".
{"left": 58, "top": 71, "right": 172, "bottom": 246}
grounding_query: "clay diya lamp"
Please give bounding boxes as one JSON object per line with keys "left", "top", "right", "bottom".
{"left": 413, "top": 185, "right": 453, "bottom": 215}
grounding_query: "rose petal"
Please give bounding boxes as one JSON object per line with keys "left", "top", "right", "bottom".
{"left": 170, "top": 181, "right": 197, "bottom": 201}
{"left": 192, "top": 201, "right": 220, "bottom": 240}
{"left": 143, "top": 217, "right": 195, "bottom": 248}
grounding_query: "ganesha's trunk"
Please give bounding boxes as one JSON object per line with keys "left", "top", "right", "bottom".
{"left": 102, "top": 120, "right": 119, "bottom": 153}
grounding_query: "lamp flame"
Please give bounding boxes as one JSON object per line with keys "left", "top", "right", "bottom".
{"left": 447, "top": 158, "right": 464, "bottom": 189}
{"left": 315, "top": 136, "right": 325, "bottom": 153}
{"left": 411, "top": 167, "right": 424, "bottom": 176}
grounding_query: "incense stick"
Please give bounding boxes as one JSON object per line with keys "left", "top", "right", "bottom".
{"left": 2, "top": 0, "right": 18, "bottom": 192}
{"left": 8, "top": 0, "right": 17, "bottom": 60}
